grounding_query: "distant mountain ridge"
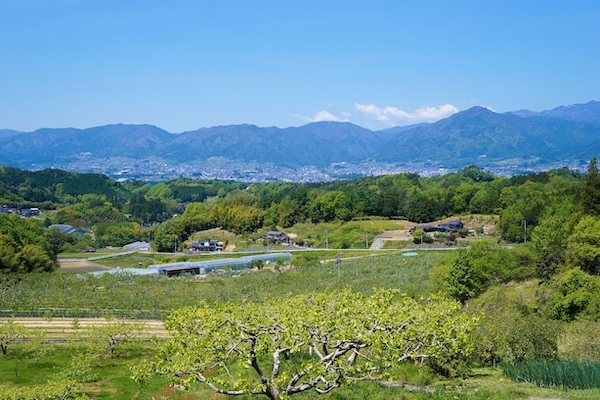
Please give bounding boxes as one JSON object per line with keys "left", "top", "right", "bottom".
{"left": 1, "top": 101, "right": 599, "bottom": 178}
{"left": 511, "top": 100, "right": 600, "bottom": 122}
{"left": 374, "top": 105, "right": 600, "bottom": 167}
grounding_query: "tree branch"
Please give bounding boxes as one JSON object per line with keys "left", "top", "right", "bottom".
{"left": 191, "top": 371, "right": 261, "bottom": 397}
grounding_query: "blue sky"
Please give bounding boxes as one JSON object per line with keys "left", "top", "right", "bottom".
{"left": 1, "top": 1, "right": 599, "bottom": 132}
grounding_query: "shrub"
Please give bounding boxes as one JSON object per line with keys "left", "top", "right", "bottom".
{"left": 545, "top": 268, "right": 600, "bottom": 321}
{"left": 559, "top": 321, "right": 600, "bottom": 361}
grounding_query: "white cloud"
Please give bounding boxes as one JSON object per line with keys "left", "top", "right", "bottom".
{"left": 295, "top": 110, "right": 347, "bottom": 123}
{"left": 354, "top": 103, "right": 458, "bottom": 125}
{"left": 294, "top": 103, "right": 458, "bottom": 128}
{"left": 353, "top": 103, "right": 412, "bottom": 122}
{"left": 414, "top": 104, "right": 458, "bottom": 119}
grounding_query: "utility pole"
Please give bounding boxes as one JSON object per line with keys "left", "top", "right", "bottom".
{"left": 365, "top": 230, "right": 369, "bottom": 249}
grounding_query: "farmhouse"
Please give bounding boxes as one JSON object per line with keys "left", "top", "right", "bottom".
{"left": 261, "top": 231, "right": 290, "bottom": 244}
{"left": 409, "top": 220, "right": 465, "bottom": 234}
{"left": 191, "top": 238, "right": 223, "bottom": 252}
{"left": 437, "top": 220, "right": 464, "bottom": 232}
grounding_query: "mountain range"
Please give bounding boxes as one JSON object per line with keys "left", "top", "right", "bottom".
{"left": 1, "top": 101, "right": 599, "bottom": 180}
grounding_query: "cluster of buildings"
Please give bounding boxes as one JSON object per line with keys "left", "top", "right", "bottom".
{"left": 190, "top": 231, "right": 291, "bottom": 253}
{"left": 1, "top": 206, "right": 40, "bottom": 217}
{"left": 409, "top": 220, "right": 465, "bottom": 233}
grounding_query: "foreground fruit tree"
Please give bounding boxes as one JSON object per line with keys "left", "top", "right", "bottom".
{"left": 134, "top": 289, "right": 478, "bottom": 400}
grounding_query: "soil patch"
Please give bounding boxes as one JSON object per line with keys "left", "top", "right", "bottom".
{"left": 58, "top": 259, "right": 111, "bottom": 273}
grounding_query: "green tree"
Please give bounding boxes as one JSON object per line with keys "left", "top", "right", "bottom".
{"left": 276, "top": 197, "right": 300, "bottom": 228}
{"left": 468, "top": 182, "right": 503, "bottom": 214}
{"left": 83, "top": 321, "right": 144, "bottom": 356}
{"left": 581, "top": 156, "right": 600, "bottom": 215}
{"left": 411, "top": 228, "right": 433, "bottom": 244}
{"left": 0, "top": 377, "right": 87, "bottom": 399}
{"left": 124, "top": 193, "right": 169, "bottom": 223}
{"left": 0, "top": 214, "right": 57, "bottom": 273}
{"left": 546, "top": 268, "right": 600, "bottom": 321}
{"left": 532, "top": 209, "right": 573, "bottom": 280}
{"left": 498, "top": 182, "right": 548, "bottom": 242}
{"left": 445, "top": 240, "right": 518, "bottom": 303}
{"left": 446, "top": 249, "right": 483, "bottom": 303}
{"left": 94, "top": 222, "right": 143, "bottom": 247}
{"left": 0, "top": 320, "right": 26, "bottom": 356}
{"left": 406, "top": 189, "right": 445, "bottom": 223}
{"left": 307, "top": 191, "right": 352, "bottom": 222}
{"left": 566, "top": 215, "right": 600, "bottom": 275}
{"left": 19, "top": 243, "right": 56, "bottom": 272}
{"left": 24, "top": 327, "right": 51, "bottom": 364}
{"left": 152, "top": 221, "right": 178, "bottom": 252}
{"left": 44, "top": 226, "right": 78, "bottom": 257}
{"left": 133, "top": 290, "right": 479, "bottom": 399}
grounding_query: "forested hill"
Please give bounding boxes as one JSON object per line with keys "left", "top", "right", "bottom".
{"left": 0, "top": 163, "right": 586, "bottom": 243}
{"left": 0, "top": 167, "right": 129, "bottom": 205}
{"left": 0, "top": 101, "right": 599, "bottom": 174}
{"left": 2, "top": 160, "right": 600, "bottom": 289}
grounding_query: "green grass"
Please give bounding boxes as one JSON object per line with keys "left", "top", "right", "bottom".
{"left": 58, "top": 247, "right": 136, "bottom": 259}
{"left": 0, "top": 343, "right": 170, "bottom": 400}
{"left": 383, "top": 240, "right": 412, "bottom": 249}
{"left": 135, "top": 363, "right": 600, "bottom": 400}
{"left": 3, "top": 343, "right": 600, "bottom": 400}
{"left": 288, "top": 219, "right": 404, "bottom": 249}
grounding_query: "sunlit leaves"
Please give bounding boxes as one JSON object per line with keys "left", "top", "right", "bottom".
{"left": 137, "top": 290, "right": 478, "bottom": 399}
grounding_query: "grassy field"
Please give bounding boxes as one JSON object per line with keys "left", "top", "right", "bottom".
{"left": 0, "top": 343, "right": 171, "bottom": 400}
{"left": 2, "top": 341, "right": 600, "bottom": 400}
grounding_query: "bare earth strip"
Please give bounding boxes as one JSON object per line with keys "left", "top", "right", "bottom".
{"left": 58, "top": 259, "right": 112, "bottom": 273}
{"left": 1, "top": 318, "right": 167, "bottom": 339}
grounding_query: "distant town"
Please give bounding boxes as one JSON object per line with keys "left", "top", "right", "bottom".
{"left": 30, "top": 153, "right": 587, "bottom": 183}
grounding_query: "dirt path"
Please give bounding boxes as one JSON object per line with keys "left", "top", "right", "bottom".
{"left": 1, "top": 317, "right": 167, "bottom": 339}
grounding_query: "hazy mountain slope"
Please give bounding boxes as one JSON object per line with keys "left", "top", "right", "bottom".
{"left": 511, "top": 100, "right": 600, "bottom": 122}
{"left": 375, "top": 107, "right": 600, "bottom": 167}
{"left": 0, "top": 101, "right": 599, "bottom": 174}
{"left": 0, "top": 124, "right": 175, "bottom": 165}
{"left": 0, "top": 129, "right": 22, "bottom": 139}
{"left": 166, "top": 122, "right": 384, "bottom": 167}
